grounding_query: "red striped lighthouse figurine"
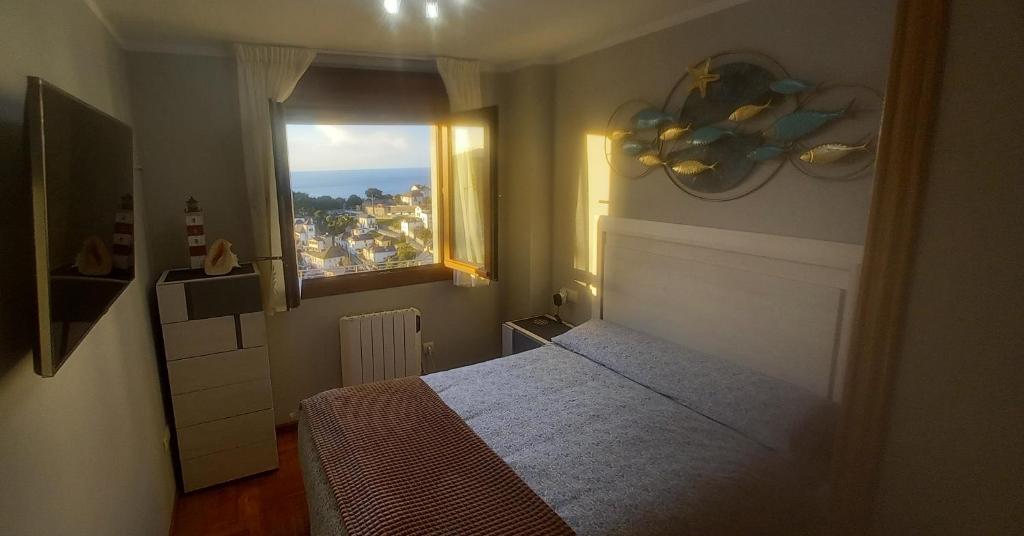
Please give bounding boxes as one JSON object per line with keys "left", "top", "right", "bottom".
{"left": 184, "top": 196, "right": 207, "bottom": 269}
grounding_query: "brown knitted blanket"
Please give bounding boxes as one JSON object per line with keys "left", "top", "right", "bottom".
{"left": 301, "top": 377, "right": 574, "bottom": 536}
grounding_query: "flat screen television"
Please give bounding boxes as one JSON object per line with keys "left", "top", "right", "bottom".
{"left": 25, "top": 77, "right": 135, "bottom": 377}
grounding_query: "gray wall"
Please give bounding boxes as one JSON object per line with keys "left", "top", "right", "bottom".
{"left": 496, "top": 65, "right": 556, "bottom": 320}
{"left": 0, "top": 1, "right": 175, "bottom": 534}
{"left": 127, "top": 52, "right": 503, "bottom": 424}
{"left": 127, "top": 52, "right": 256, "bottom": 275}
{"left": 875, "top": 0, "right": 1024, "bottom": 532}
{"left": 550, "top": 0, "right": 896, "bottom": 324}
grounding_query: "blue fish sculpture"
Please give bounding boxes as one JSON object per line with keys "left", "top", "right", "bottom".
{"left": 620, "top": 139, "right": 651, "bottom": 156}
{"left": 688, "top": 126, "right": 734, "bottom": 146}
{"left": 747, "top": 145, "right": 787, "bottom": 161}
{"left": 631, "top": 109, "right": 675, "bottom": 130}
{"left": 765, "top": 101, "right": 852, "bottom": 143}
{"left": 770, "top": 78, "right": 816, "bottom": 94}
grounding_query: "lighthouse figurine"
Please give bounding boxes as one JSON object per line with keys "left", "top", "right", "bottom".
{"left": 112, "top": 193, "right": 134, "bottom": 271}
{"left": 184, "top": 196, "right": 207, "bottom": 269}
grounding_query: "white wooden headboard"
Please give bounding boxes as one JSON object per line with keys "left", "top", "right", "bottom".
{"left": 596, "top": 216, "right": 863, "bottom": 400}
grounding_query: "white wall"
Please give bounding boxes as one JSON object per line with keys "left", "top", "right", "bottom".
{"left": 874, "top": 0, "right": 1024, "bottom": 532}
{"left": 550, "top": 0, "right": 896, "bottom": 324}
{"left": 0, "top": 1, "right": 175, "bottom": 534}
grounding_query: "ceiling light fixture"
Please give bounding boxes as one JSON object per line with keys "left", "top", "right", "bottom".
{"left": 383, "top": 0, "right": 400, "bottom": 15}
{"left": 425, "top": 1, "right": 440, "bottom": 19}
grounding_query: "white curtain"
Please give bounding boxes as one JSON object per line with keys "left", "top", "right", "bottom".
{"left": 436, "top": 57, "right": 489, "bottom": 288}
{"left": 234, "top": 44, "right": 316, "bottom": 312}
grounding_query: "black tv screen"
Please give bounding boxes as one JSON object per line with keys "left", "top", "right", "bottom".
{"left": 26, "top": 77, "right": 135, "bottom": 377}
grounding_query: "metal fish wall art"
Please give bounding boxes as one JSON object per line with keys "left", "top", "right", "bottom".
{"left": 770, "top": 78, "right": 816, "bottom": 94}
{"left": 606, "top": 51, "right": 879, "bottom": 200}
{"left": 688, "top": 126, "right": 735, "bottom": 146}
{"left": 671, "top": 160, "right": 718, "bottom": 175}
{"left": 729, "top": 99, "right": 773, "bottom": 122}
{"left": 637, "top": 152, "right": 665, "bottom": 167}
{"left": 799, "top": 141, "right": 870, "bottom": 164}
{"left": 631, "top": 109, "right": 675, "bottom": 130}
{"left": 764, "top": 101, "right": 852, "bottom": 143}
{"left": 620, "top": 139, "right": 650, "bottom": 156}
{"left": 659, "top": 123, "right": 691, "bottom": 141}
{"left": 610, "top": 129, "right": 634, "bottom": 141}
{"left": 747, "top": 145, "right": 787, "bottom": 161}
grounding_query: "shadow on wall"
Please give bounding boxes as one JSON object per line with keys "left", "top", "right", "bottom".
{"left": 0, "top": 93, "right": 40, "bottom": 379}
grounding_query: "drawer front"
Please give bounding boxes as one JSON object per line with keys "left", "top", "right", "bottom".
{"left": 156, "top": 283, "right": 188, "bottom": 324}
{"left": 176, "top": 409, "right": 276, "bottom": 460}
{"left": 167, "top": 347, "right": 269, "bottom": 395}
{"left": 163, "top": 316, "right": 238, "bottom": 360}
{"left": 239, "top": 311, "right": 266, "bottom": 348}
{"left": 512, "top": 329, "right": 544, "bottom": 354}
{"left": 185, "top": 276, "right": 262, "bottom": 320}
{"left": 181, "top": 439, "right": 278, "bottom": 492}
{"left": 172, "top": 378, "right": 272, "bottom": 427}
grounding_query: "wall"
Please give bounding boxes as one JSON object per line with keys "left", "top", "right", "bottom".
{"left": 0, "top": 1, "right": 175, "bottom": 535}
{"left": 127, "top": 52, "right": 256, "bottom": 276}
{"left": 550, "top": 0, "right": 896, "bottom": 324}
{"left": 875, "top": 0, "right": 1024, "bottom": 533}
{"left": 127, "top": 52, "right": 503, "bottom": 423}
{"left": 496, "top": 65, "right": 555, "bottom": 320}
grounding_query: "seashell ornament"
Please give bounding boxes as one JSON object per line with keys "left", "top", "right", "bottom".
{"left": 76, "top": 235, "right": 113, "bottom": 276}
{"left": 203, "top": 239, "right": 240, "bottom": 276}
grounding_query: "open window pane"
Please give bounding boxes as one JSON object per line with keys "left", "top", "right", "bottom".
{"left": 443, "top": 106, "right": 498, "bottom": 280}
{"left": 286, "top": 124, "right": 438, "bottom": 281}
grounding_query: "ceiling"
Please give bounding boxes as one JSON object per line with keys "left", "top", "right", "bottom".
{"left": 89, "top": 0, "right": 749, "bottom": 69}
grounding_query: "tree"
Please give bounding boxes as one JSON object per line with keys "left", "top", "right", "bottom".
{"left": 326, "top": 214, "right": 355, "bottom": 239}
{"left": 413, "top": 227, "right": 432, "bottom": 243}
{"left": 395, "top": 242, "right": 418, "bottom": 261}
{"left": 345, "top": 194, "right": 363, "bottom": 209}
{"left": 365, "top": 188, "right": 383, "bottom": 202}
{"left": 312, "top": 209, "right": 328, "bottom": 234}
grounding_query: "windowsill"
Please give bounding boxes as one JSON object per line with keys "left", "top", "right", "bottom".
{"left": 299, "top": 263, "right": 453, "bottom": 299}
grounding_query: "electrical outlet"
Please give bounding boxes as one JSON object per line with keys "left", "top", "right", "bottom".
{"left": 422, "top": 342, "right": 434, "bottom": 356}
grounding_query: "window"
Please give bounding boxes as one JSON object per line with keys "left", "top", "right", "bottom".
{"left": 287, "top": 124, "right": 438, "bottom": 281}
{"left": 269, "top": 67, "right": 497, "bottom": 304}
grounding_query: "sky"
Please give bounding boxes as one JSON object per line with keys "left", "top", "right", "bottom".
{"left": 286, "top": 124, "right": 431, "bottom": 172}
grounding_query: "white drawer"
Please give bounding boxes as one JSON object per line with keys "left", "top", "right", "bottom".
{"left": 181, "top": 439, "right": 278, "bottom": 492}
{"left": 176, "top": 409, "right": 276, "bottom": 460}
{"left": 163, "top": 316, "right": 238, "bottom": 360}
{"left": 156, "top": 283, "right": 188, "bottom": 324}
{"left": 167, "top": 347, "right": 269, "bottom": 395}
{"left": 172, "top": 378, "right": 272, "bottom": 427}
{"left": 239, "top": 311, "right": 266, "bottom": 348}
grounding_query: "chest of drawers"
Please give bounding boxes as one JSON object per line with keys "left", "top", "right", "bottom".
{"left": 156, "top": 264, "right": 278, "bottom": 492}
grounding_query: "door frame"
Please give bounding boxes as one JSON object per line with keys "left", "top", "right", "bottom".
{"left": 830, "top": 0, "right": 950, "bottom": 532}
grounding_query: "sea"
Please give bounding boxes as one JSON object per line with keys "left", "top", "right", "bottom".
{"left": 291, "top": 167, "right": 430, "bottom": 199}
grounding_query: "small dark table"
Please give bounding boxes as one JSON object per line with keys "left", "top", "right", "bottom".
{"left": 501, "top": 315, "right": 573, "bottom": 356}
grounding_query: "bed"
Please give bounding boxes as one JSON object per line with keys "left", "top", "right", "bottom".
{"left": 299, "top": 216, "right": 864, "bottom": 535}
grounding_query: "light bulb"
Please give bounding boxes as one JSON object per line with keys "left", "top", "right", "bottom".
{"left": 383, "top": 0, "right": 400, "bottom": 15}
{"left": 425, "top": 1, "right": 439, "bottom": 19}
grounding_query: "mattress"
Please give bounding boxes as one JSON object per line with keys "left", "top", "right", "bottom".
{"left": 300, "top": 320, "right": 832, "bottom": 535}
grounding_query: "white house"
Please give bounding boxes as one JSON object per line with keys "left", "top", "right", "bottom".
{"left": 294, "top": 218, "right": 316, "bottom": 248}
{"left": 400, "top": 217, "right": 423, "bottom": 238}
{"left": 361, "top": 245, "right": 397, "bottom": 264}
{"left": 305, "top": 245, "right": 346, "bottom": 272}
{"left": 356, "top": 214, "right": 377, "bottom": 231}
{"left": 346, "top": 232, "right": 375, "bottom": 252}
{"left": 415, "top": 206, "right": 432, "bottom": 230}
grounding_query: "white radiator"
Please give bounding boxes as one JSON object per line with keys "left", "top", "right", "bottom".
{"left": 339, "top": 308, "right": 422, "bottom": 387}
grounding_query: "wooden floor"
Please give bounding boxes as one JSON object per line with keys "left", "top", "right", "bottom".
{"left": 170, "top": 425, "right": 311, "bottom": 536}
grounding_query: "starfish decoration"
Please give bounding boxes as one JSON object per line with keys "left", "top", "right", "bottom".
{"left": 687, "top": 58, "right": 720, "bottom": 98}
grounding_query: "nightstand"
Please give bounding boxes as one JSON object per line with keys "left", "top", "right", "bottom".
{"left": 501, "top": 315, "right": 573, "bottom": 356}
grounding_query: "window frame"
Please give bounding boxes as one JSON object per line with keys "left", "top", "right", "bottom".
{"left": 439, "top": 106, "right": 500, "bottom": 281}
